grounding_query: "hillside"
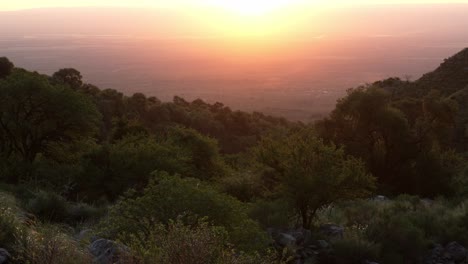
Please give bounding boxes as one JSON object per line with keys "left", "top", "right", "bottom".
{"left": 416, "top": 47, "right": 468, "bottom": 96}
{"left": 0, "top": 49, "right": 467, "bottom": 264}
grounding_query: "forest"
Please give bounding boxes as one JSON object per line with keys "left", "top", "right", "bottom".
{"left": 0, "top": 48, "right": 467, "bottom": 264}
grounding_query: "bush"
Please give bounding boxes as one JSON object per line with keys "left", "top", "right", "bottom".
{"left": 0, "top": 196, "right": 22, "bottom": 250}
{"left": 125, "top": 219, "right": 228, "bottom": 264}
{"left": 25, "top": 190, "right": 104, "bottom": 225}
{"left": 67, "top": 203, "right": 105, "bottom": 225}
{"left": 13, "top": 225, "right": 93, "bottom": 264}
{"left": 125, "top": 219, "right": 285, "bottom": 264}
{"left": 26, "top": 191, "right": 69, "bottom": 223}
{"left": 309, "top": 196, "right": 468, "bottom": 263}
{"left": 218, "top": 172, "right": 264, "bottom": 202}
{"left": 249, "top": 199, "right": 291, "bottom": 228}
{"left": 331, "top": 235, "right": 380, "bottom": 264}
{"left": 100, "top": 171, "right": 269, "bottom": 252}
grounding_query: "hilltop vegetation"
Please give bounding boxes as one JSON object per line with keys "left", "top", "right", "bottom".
{"left": 0, "top": 49, "right": 467, "bottom": 264}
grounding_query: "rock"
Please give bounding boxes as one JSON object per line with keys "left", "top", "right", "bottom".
{"left": 316, "top": 240, "right": 329, "bottom": 249}
{"left": 425, "top": 244, "right": 444, "bottom": 264}
{"left": 319, "top": 224, "right": 344, "bottom": 240}
{"left": 269, "top": 227, "right": 314, "bottom": 248}
{"left": 76, "top": 229, "right": 97, "bottom": 242}
{"left": 0, "top": 248, "right": 10, "bottom": 264}
{"left": 277, "top": 233, "right": 297, "bottom": 248}
{"left": 445, "top": 242, "right": 467, "bottom": 262}
{"left": 372, "top": 195, "right": 388, "bottom": 202}
{"left": 421, "top": 198, "right": 434, "bottom": 207}
{"left": 425, "top": 242, "right": 468, "bottom": 264}
{"left": 290, "top": 228, "right": 313, "bottom": 245}
{"left": 89, "top": 239, "right": 128, "bottom": 264}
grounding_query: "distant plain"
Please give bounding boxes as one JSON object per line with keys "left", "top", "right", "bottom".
{"left": 1, "top": 5, "right": 467, "bottom": 121}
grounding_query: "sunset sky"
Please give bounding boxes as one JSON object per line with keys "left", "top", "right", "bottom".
{"left": 1, "top": 0, "right": 467, "bottom": 119}
{"left": 2, "top": 0, "right": 468, "bottom": 11}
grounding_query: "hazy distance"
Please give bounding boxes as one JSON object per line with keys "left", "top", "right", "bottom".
{"left": 1, "top": 5, "right": 467, "bottom": 121}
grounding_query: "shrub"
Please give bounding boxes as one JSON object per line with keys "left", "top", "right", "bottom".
{"left": 25, "top": 190, "right": 104, "bottom": 225}
{"left": 13, "top": 225, "right": 93, "bottom": 264}
{"left": 218, "top": 172, "right": 264, "bottom": 202}
{"left": 331, "top": 235, "right": 380, "bottom": 264}
{"left": 100, "top": 171, "right": 269, "bottom": 252}
{"left": 249, "top": 199, "right": 291, "bottom": 228}
{"left": 67, "top": 203, "right": 105, "bottom": 225}
{"left": 125, "top": 219, "right": 228, "bottom": 264}
{"left": 0, "top": 207, "right": 22, "bottom": 251}
{"left": 0, "top": 192, "right": 27, "bottom": 251}
{"left": 25, "top": 191, "right": 69, "bottom": 223}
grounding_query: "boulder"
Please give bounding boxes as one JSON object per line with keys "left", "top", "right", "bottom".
{"left": 319, "top": 224, "right": 344, "bottom": 240}
{"left": 269, "top": 228, "right": 314, "bottom": 248}
{"left": 425, "top": 242, "right": 468, "bottom": 264}
{"left": 0, "top": 249, "right": 10, "bottom": 264}
{"left": 76, "top": 229, "right": 97, "bottom": 242}
{"left": 372, "top": 195, "right": 388, "bottom": 202}
{"left": 89, "top": 238, "right": 128, "bottom": 264}
{"left": 277, "top": 233, "right": 297, "bottom": 248}
{"left": 316, "top": 240, "right": 329, "bottom": 249}
{"left": 290, "top": 228, "right": 313, "bottom": 245}
{"left": 445, "top": 242, "right": 467, "bottom": 262}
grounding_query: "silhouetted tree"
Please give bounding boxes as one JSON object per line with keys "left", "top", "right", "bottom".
{"left": 52, "top": 68, "right": 83, "bottom": 90}
{"left": 0, "top": 57, "right": 14, "bottom": 78}
{"left": 0, "top": 71, "right": 100, "bottom": 173}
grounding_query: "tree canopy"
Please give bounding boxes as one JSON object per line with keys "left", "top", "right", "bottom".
{"left": 0, "top": 57, "right": 14, "bottom": 79}
{"left": 257, "top": 129, "right": 375, "bottom": 228}
{"left": 0, "top": 70, "right": 101, "bottom": 182}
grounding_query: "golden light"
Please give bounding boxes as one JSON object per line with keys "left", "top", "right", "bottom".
{"left": 192, "top": 0, "right": 313, "bottom": 39}
{"left": 206, "top": 0, "right": 304, "bottom": 16}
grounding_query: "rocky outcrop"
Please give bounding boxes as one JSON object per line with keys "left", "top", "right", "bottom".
{"left": 89, "top": 239, "right": 129, "bottom": 264}
{"left": 319, "top": 224, "right": 344, "bottom": 240}
{"left": 425, "top": 242, "right": 468, "bottom": 264}
{"left": 268, "top": 227, "right": 339, "bottom": 264}
{"left": 0, "top": 249, "right": 10, "bottom": 264}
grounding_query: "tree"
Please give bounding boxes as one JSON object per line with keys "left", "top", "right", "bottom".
{"left": 316, "top": 86, "right": 462, "bottom": 196}
{"left": 77, "top": 128, "right": 227, "bottom": 201}
{"left": 0, "top": 57, "right": 14, "bottom": 78}
{"left": 165, "top": 127, "right": 228, "bottom": 180}
{"left": 316, "top": 87, "right": 413, "bottom": 191}
{"left": 77, "top": 135, "right": 183, "bottom": 201}
{"left": 257, "top": 129, "right": 375, "bottom": 229}
{"left": 0, "top": 70, "right": 100, "bottom": 179}
{"left": 52, "top": 68, "right": 83, "bottom": 90}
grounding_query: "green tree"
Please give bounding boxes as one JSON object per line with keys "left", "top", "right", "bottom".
{"left": 165, "top": 127, "right": 227, "bottom": 180}
{"left": 52, "top": 68, "right": 83, "bottom": 90}
{"left": 0, "top": 57, "right": 14, "bottom": 79}
{"left": 257, "top": 129, "right": 375, "bottom": 229}
{"left": 0, "top": 70, "right": 100, "bottom": 181}
{"left": 77, "top": 135, "right": 183, "bottom": 200}
{"left": 77, "top": 128, "right": 226, "bottom": 201}
{"left": 316, "top": 86, "right": 463, "bottom": 196}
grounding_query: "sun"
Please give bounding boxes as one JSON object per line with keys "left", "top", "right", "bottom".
{"left": 194, "top": 0, "right": 313, "bottom": 39}
{"left": 207, "top": 0, "right": 301, "bottom": 16}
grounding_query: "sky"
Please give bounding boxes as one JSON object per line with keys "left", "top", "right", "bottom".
{"left": 2, "top": 0, "right": 468, "bottom": 11}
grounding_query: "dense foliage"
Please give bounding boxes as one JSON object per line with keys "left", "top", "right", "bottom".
{"left": 0, "top": 49, "right": 466, "bottom": 263}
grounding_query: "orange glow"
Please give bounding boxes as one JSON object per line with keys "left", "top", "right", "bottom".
{"left": 188, "top": 0, "right": 314, "bottom": 39}
{"left": 206, "top": 0, "right": 305, "bottom": 16}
